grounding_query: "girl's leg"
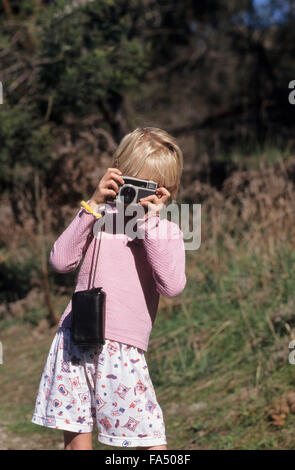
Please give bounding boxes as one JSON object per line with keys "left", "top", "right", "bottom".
{"left": 64, "top": 431, "right": 93, "bottom": 450}
{"left": 136, "top": 444, "right": 167, "bottom": 450}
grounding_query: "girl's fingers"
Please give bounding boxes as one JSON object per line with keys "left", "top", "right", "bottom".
{"left": 103, "top": 179, "right": 119, "bottom": 193}
{"left": 140, "top": 193, "right": 160, "bottom": 203}
{"left": 110, "top": 172, "right": 125, "bottom": 185}
{"left": 156, "top": 187, "right": 170, "bottom": 195}
{"left": 156, "top": 187, "right": 170, "bottom": 200}
{"left": 101, "top": 187, "right": 117, "bottom": 197}
{"left": 140, "top": 199, "right": 164, "bottom": 210}
{"left": 103, "top": 173, "right": 124, "bottom": 186}
{"left": 104, "top": 175, "right": 124, "bottom": 192}
{"left": 107, "top": 168, "right": 123, "bottom": 176}
{"left": 140, "top": 188, "right": 170, "bottom": 205}
{"left": 100, "top": 174, "right": 124, "bottom": 193}
{"left": 101, "top": 169, "right": 124, "bottom": 184}
{"left": 91, "top": 168, "right": 124, "bottom": 204}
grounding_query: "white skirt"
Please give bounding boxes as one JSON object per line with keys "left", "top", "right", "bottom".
{"left": 32, "top": 327, "right": 167, "bottom": 448}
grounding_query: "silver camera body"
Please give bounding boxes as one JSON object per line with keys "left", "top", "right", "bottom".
{"left": 106, "top": 176, "right": 158, "bottom": 206}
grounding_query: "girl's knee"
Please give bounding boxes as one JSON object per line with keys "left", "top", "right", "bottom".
{"left": 64, "top": 431, "right": 93, "bottom": 450}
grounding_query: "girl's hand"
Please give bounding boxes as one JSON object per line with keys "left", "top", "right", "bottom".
{"left": 89, "top": 168, "right": 125, "bottom": 209}
{"left": 139, "top": 187, "right": 171, "bottom": 219}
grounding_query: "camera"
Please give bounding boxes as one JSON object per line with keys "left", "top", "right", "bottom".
{"left": 106, "top": 176, "right": 158, "bottom": 206}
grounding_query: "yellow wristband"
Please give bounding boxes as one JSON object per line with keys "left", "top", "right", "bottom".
{"left": 80, "top": 200, "right": 103, "bottom": 219}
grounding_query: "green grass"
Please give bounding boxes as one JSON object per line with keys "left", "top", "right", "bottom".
{"left": 1, "top": 232, "right": 295, "bottom": 449}
{"left": 146, "top": 238, "right": 295, "bottom": 449}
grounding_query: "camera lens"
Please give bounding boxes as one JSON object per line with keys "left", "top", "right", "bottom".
{"left": 120, "top": 186, "right": 136, "bottom": 204}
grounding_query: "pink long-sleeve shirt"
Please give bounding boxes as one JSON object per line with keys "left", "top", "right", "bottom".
{"left": 50, "top": 202, "right": 187, "bottom": 351}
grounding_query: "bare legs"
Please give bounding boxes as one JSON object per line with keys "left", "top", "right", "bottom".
{"left": 64, "top": 431, "right": 93, "bottom": 450}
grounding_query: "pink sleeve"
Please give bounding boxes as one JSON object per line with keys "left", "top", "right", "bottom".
{"left": 49, "top": 204, "right": 96, "bottom": 273}
{"left": 137, "top": 215, "right": 187, "bottom": 298}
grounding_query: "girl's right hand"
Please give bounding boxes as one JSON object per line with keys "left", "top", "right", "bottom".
{"left": 89, "top": 168, "right": 125, "bottom": 208}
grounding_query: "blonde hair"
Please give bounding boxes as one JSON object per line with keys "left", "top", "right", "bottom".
{"left": 111, "top": 127, "right": 183, "bottom": 202}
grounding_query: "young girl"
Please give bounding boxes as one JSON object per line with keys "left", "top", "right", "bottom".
{"left": 31, "top": 127, "right": 187, "bottom": 450}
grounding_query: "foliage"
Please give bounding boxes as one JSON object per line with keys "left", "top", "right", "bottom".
{"left": 0, "top": 0, "right": 151, "bottom": 213}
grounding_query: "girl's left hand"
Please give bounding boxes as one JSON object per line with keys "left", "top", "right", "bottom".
{"left": 139, "top": 187, "right": 171, "bottom": 218}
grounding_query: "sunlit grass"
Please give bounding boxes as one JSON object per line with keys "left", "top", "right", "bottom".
{"left": 1, "top": 153, "right": 295, "bottom": 449}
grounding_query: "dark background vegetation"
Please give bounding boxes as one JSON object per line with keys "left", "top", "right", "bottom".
{"left": 1, "top": 0, "right": 295, "bottom": 450}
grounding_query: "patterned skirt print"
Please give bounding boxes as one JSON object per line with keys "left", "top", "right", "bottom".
{"left": 32, "top": 327, "right": 167, "bottom": 448}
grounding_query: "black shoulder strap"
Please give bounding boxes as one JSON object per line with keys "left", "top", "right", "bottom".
{"left": 88, "top": 211, "right": 105, "bottom": 289}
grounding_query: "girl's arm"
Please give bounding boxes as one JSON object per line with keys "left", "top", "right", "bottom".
{"left": 49, "top": 203, "right": 96, "bottom": 273}
{"left": 137, "top": 214, "right": 187, "bottom": 298}
{"left": 50, "top": 167, "right": 123, "bottom": 273}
